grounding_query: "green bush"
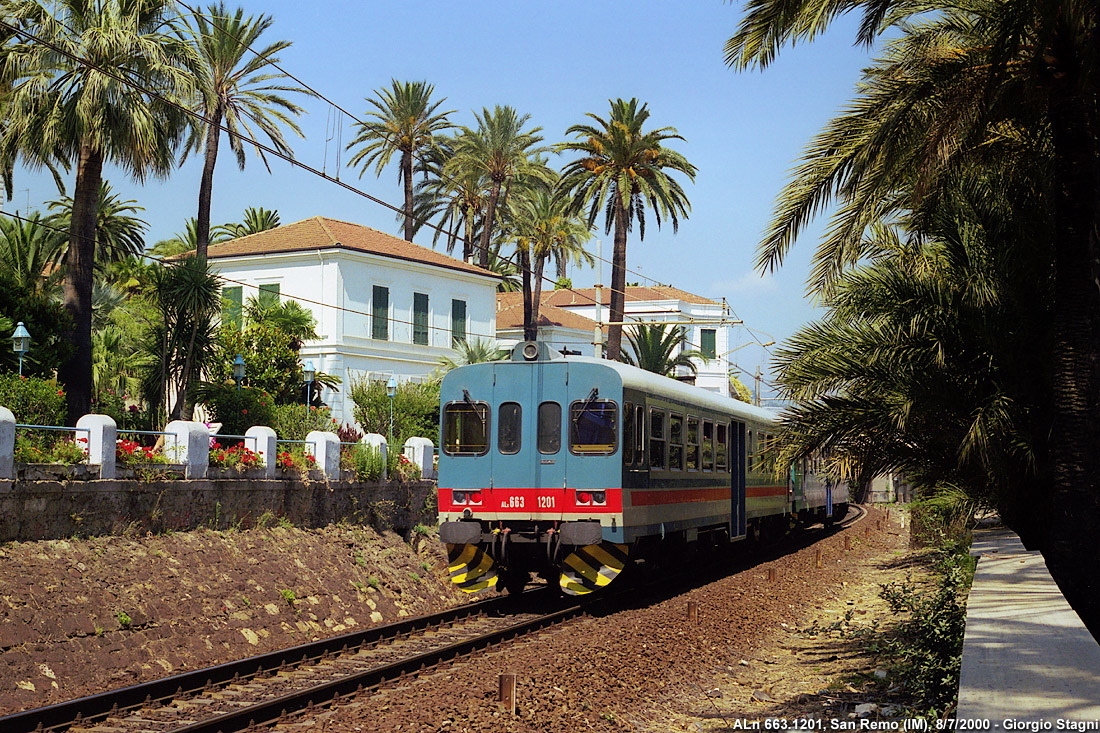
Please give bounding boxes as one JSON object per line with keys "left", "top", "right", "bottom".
{"left": 14, "top": 431, "right": 88, "bottom": 464}
{"left": 198, "top": 384, "right": 276, "bottom": 437}
{"left": 345, "top": 443, "right": 386, "bottom": 481}
{"left": 208, "top": 326, "right": 305, "bottom": 405}
{"left": 91, "top": 388, "right": 153, "bottom": 433}
{"left": 350, "top": 378, "right": 439, "bottom": 445}
{"left": 270, "top": 403, "right": 339, "bottom": 441}
{"left": 0, "top": 373, "right": 66, "bottom": 425}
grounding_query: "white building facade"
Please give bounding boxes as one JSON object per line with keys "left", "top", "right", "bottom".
{"left": 207, "top": 217, "right": 498, "bottom": 427}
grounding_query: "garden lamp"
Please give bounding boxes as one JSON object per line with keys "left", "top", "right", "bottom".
{"left": 12, "top": 322, "right": 30, "bottom": 376}
{"left": 387, "top": 375, "right": 397, "bottom": 446}
{"left": 303, "top": 360, "right": 316, "bottom": 405}
{"left": 233, "top": 354, "right": 246, "bottom": 392}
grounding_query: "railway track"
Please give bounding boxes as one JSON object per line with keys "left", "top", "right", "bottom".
{"left": 2, "top": 505, "right": 867, "bottom": 733}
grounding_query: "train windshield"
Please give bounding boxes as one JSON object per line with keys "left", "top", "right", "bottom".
{"left": 442, "top": 401, "right": 490, "bottom": 456}
{"left": 569, "top": 400, "right": 618, "bottom": 454}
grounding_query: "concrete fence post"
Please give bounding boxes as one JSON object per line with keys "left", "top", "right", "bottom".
{"left": 0, "top": 406, "right": 13, "bottom": 480}
{"left": 362, "top": 433, "right": 388, "bottom": 481}
{"left": 245, "top": 425, "right": 277, "bottom": 478}
{"left": 404, "top": 437, "right": 435, "bottom": 480}
{"left": 305, "top": 430, "right": 340, "bottom": 479}
{"left": 76, "top": 414, "right": 117, "bottom": 479}
{"left": 165, "top": 420, "right": 210, "bottom": 479}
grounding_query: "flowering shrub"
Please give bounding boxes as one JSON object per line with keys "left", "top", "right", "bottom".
{"left": 14, "top": 432, "right": 87, "bottom": 464}
{"left": 270, "top": 403, "right": 339, "bottom": 441}
{"left": 275, "top": 448, "right": 316, "bottom": 473}
{"left": 0, "top": 373, "right": 66, "bottom": 426}
{"left": 209, "top": 441, "right": 263, "bottom": 470}
{"left": 393, "top": 453, "right": 422, "bottom": 482}
{"left": 193, "top": 383, "right": 275, "bottom": 437}
{"left": 116, "top": 439, "right": 168, "bottom": 466}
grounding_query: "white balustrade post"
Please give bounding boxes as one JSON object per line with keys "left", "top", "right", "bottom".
{"left": 362, "top": 433, "right": 388, "bottom": 480}
{"left": 245, "top": 425, "right": 277, "bottom": 478}
{"left": 403, "top": 437, "right": 435, "bottom": 480}
{"left": 0, "top": 406, "right": 14, "bottom": 480}
{"left": 165, "top": 420, "right": 210, "bottom": 479}
{"left": 305, "top": 430, "right": 340, "bottom": 479}
{"left": 76, "top": 414, "right": 117, "bottom": 479}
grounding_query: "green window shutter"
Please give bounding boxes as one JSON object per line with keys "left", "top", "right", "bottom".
{"left": 372, "top": 285, "right": 389, "bottom": 340}
{"left": 413, "top": 292, "right": 429, "bottom": 345}
{"left": 451, "top": 299, "right": 466, "bottom": 346}
{"left": 222, "top": 286, "right": 243, "bottom": 331}
{"left": 701, "top": 329, "right": 716, "bottom": 359}
{"left": 258, "top": 283, "right": 280, "bottom": 305}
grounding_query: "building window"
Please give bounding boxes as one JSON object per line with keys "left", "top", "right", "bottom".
{"left": 701, "top": 329, "right": 716, "bottom": 359}
{"left": 222, "top": 286, "right": 242, "bottom": 331}
{"left": 258, "top": 282, "right": 280, "bottom": 305}
{"left": 452, "top": 299, "right": 466, "bottom": 346}
{"left": 372, "top": 286, "right": 389, "bottom": 340}
{"left": 413, "top": 292, "right": 429, "bottom": 345}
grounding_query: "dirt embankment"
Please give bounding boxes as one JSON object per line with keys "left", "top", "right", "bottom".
{"left": 0, "top": 524, "right": 467, "bottom": 715}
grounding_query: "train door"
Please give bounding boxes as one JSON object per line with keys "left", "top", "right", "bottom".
{"left": 731, "top": 421, "right": 747, "bottom": 540}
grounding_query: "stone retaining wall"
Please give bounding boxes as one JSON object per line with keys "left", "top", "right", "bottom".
{"left": 0, "top": 475, "right": 437, "bottom": 542}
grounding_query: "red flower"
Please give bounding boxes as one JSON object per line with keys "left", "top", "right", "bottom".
{"left": 57, "top": 389, "right": 63, "bottom": 396}
{"left": 242, "top": 408, "right": 248, "bottom": 415}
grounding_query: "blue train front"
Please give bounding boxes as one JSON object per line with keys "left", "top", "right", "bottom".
{"left": 437, "top": 341, "right": 847, "bottom": 596}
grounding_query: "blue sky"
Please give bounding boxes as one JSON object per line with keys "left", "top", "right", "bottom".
{"left": 10, "top": 1, "right": 877, "bottom": 396}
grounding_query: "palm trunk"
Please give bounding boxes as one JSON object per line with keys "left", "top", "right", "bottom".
{"left": 532, "top": 250, "right": 547, "bottom": 337}
{"left": 1038, "top": 44, "right": 1100, "bottom": 637}
{"left": 402, "top": 148, "right": 414, "bottom": 241}
{"left": 58, "top": 140, "right": 103, "bottom": 425}
{"left": 196, "top": 105, "right": 223, "bottom": 262}
{"left": 479, "top": 179, "right": 502, "bottom": 269}
{"left": 606, "top": 198, "right": 629, "bottom": 361}
{"left": 463, "top": 204, "right": 475, "bottom": 263}
{"left": 520, "top": 247, "right": 534, "bottom": 341}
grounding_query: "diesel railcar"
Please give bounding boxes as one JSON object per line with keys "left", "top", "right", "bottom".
{"left": 437, "top": 341, "right": 848, "bottom": 596}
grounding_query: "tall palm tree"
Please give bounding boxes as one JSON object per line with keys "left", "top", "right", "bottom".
{"left": 180, "top": 2, "right": 311, "bottom": 262}
{"left": 558, "top": 98, "right": 696, "bottom": 361}
{"left": 724, "top": 0, "right": 1100, "bottom": 630}
{"left": 149, "top": 217, "right": 229, "bottom": 258}
{"left": 453, "top": 106, "right": 548, "bottom": 269}
{"left": 0, "top": 211, "right": 66, "bottom": 293}
{"left": 621, "top": 323, "right": 706, "bottom": 378}
{"left": 407, "top": 136, "right": 488, "bottom": 262}
{"left": 46, "top": 181, "right": 149, "bottom": 265}
{"left": 434, "top": 338, "right": 508, "bottom": 377}
{"left": 1, "top": 0, "right": 198, "bottom": 423}
{"left": 346, "top": 79, "right": 454, "bottom": 242}
{"left": 214, "top": 205, "right": 280, "bottom": 238}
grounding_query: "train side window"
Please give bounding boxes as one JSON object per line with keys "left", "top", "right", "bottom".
{"left": 635, "top": 404, "right": 645, "bottom": 464}
{"left": 498, "top": 402, "right": 521, "bottom": 455}
{"left": 569, "top": 399, "right": 618, "bottom": 455}
{"left": 623, "top": 402, "right": 635, "bottom": 465}
{"left": 747, "top": 429, "right": 754, "bottom": 472}
{"left": 716, "top": 422, "right": 728, "bottom": 472}
{"left": 702, "top": 420, "right": 714, "bottom": 471}
{"left": 442, "top": 401, "right": 490, "bottom": 456}
{"left": 649, "top": 409, "right": 666, "bottom": 469}
{"left": 669, "top": 413, "right": 684, "bottom": 471}
{"left": 537, "top": 402, "right": 561, "bottom": 454}
{"left": 686, "top": 417, "right": 700, "bottom": 471}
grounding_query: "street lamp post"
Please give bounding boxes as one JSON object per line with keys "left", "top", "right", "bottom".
{"left": 303, "top": 360, "right": 316, "bottom": 406}
{"left": 12, "top": 322, "right": 30, "bottom": 377}
{"left": 386, "top": 376, "right": 397, "bottom": 447}
{"left": 232, "top": 354, "right": 246, "bottom": 392}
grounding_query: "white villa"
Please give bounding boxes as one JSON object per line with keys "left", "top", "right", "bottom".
{"left": 528, "top": 285, "right": 742, "bottom": 399}
{"left": 207, "top": 216, "right": 499, "bottom": 426}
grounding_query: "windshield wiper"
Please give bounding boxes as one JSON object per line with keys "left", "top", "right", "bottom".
{"left": 463, "top": 389, "right": 486, "bottom": 426}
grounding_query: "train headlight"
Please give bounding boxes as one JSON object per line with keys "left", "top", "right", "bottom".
{"left": 576, "top": 491, "right": 591, "bottom": 505}
{"left": 522, "top": 342, "right": 539, "bottom": 360}
{"left": 452, "top": 490, "right": 468, "bottom": 505}
{"left": 469, "top": 491, "right": 483, "bottom": 505}
{"left": 591, "top": 491, "right": 606, "bottom": 505}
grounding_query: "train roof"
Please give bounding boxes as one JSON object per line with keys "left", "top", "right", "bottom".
{"left": 563, "top": 354, "right": 779, "bottom": 426}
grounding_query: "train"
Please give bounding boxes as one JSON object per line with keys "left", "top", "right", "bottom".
{"left": 437, "top": 341, "right": 848, "bottom": 596}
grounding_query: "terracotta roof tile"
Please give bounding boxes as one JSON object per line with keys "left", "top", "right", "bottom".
{"left": 496, "top": 297, "right": 600, "bottom": 331}
{"left": 203, "top": 216, "right": 497, "bottom": 279}
{"left": 541, "top": 284, "right": 718, "bottom": 307}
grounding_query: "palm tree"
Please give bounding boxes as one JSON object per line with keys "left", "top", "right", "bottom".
{"left": 46, "top": 181, "right": 149, "bottom": 265}
{"left": 504, "top": 178, "right": 594, "bottom": 340}
{"left": 558, "top": 98, "right": 696, "bottom": 361}
{"left": 434, "top": 338, "right": 509, "bottom": 376}
{"left": 1, "top": 0, "right": 197, "bottom": 423}
{"left": 180, "top": 2, "right": 311, "bottom": 262}
{"left": 453, "top": 106, "right": 548, "bottom": 269}
{"left": 149, "top": 217, "right": 230, "bottom": 259}
{"left": 214, "top": 206, "right": 280, "bottom": 238}
{"left": 407, "top": 136, "right": 488, "bottom": 262}
{"left": 724, "top": 0, "right": 1100, "bottom": 630}
{"left": 346, "top": 79, "right": 454, "bottom": 242}
{"left": 0, "top": 211, "right": 66, "bottom": 293}
{"left": 242, "top": 294, "right": 317, "bottom": 347}
{"left": 620, "top": 323, "right": 706, "bottom": 378}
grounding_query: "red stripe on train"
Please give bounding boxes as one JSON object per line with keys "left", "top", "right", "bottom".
{"left": 746, "top": 485, "right": 789, "bottom": 498}
{"left": 631, "top": 488, "right": 731, "bottom": 506}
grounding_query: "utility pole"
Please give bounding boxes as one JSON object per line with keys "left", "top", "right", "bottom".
{"left": 754, "top": 366, "right": 762, "bottom": 407}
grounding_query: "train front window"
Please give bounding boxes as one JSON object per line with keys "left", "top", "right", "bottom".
{"left": 442, "top": 400, "right": 490, "bottom": 456}
{"left": 498, "top": 402, "right": 521, "bottom": 455}
{"left": 569, "top": 399, "right": 618, "bottom": 455}
{"left": 538, "top": 401, "right": 561, "bottom": 454}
